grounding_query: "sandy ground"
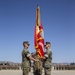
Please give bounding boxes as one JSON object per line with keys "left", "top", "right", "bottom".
{"left": 0, "top": 70, "right": 75, "bottom": 75}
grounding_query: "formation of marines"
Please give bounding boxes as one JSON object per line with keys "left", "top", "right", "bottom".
{"left": 22, "top": 41, "right": 52, "bottom": 75}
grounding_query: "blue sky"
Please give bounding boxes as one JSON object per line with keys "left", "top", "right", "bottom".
{"left": 0, "top": 0, "right": 75, "bottom": 63}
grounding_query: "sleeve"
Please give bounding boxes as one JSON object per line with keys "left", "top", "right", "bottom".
{"left": 50, "top": 51, "right": 52, "bottom": 60}
{"left": 26, "top": 51, "right": 31, "bottom": 57}
{"left": 44, "top": 54, "right": 48, "bottom": 58}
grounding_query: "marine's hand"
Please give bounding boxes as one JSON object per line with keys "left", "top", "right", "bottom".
{"left": 35, "top": 59, "right": 39, "bottom": 62}
{"left": 41, "top": 56, "right": 46, "bottom": 59}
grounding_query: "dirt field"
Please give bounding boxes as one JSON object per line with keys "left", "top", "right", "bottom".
{"left": 0, "top": 70, "right": 75, "bottom": 75}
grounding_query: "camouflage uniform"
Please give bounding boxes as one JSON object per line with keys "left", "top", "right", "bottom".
{"left": 22, "top": 48, "right": 31, "bottom": 75}
{"left": 43, "top": 49, "right": 52, "bottom": 75}
{"left": 32, "top": 54, "right": 43, "bottom": 75}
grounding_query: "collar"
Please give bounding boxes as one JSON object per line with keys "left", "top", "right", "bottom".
{"left": 46, "top": 48, "right": 51, "bottom": 53}
{"left": 23, "top": 48, "right": 28, "bottom": 51}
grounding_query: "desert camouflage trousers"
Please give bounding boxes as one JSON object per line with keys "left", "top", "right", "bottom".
{"left": 22, "top": 68, "right": 30, "bottom": 75}
{"left": 44, "top": 68, "right": 51, "bottom": 75}
{"left": 33, "top": 68, "right": 42, "bottom": 75}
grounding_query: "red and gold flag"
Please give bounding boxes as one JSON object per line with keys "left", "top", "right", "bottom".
{"left": 34, "top": 5, "right": 44, "bottom": 58}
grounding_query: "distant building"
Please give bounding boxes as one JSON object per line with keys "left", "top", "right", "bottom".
{"left": 52, "top": 63, "right": 75, "bottom": 70}
{"left": 0, "top": 61, "right": 75, "bottom": 70}
{"left": 0, "top": 61, "right": 21, "bottom": 70}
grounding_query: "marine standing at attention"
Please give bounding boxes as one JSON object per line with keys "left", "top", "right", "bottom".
{"left": 32, "top": 49, "right": 43, "bottom": 75}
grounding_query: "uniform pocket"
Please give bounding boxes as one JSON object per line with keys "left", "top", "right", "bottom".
{"left": 44, "top": 61, "right": 51, "bottom": 69}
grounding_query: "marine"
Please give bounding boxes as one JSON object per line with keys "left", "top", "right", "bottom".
{"left": 21, "top": 41, "right": 39, "bottom": 75}
{"left": 43, "top": 42, "right": 52, "bottom": 75}
{"left": 32, "top": 49, "right": 43, "bottom": 75}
